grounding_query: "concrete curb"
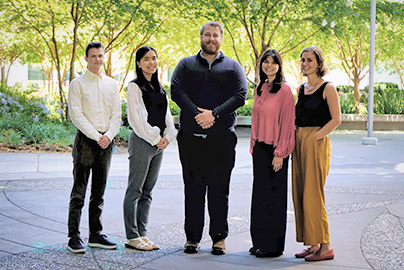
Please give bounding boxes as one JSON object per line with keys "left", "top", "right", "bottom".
{"left": 173, "top": 115, "right": 404, "bottom": 130}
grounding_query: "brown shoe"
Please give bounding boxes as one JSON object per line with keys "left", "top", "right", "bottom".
{"left": 305, "top": 249, "right": 335, "bottom": 261}
{"left": 295, "top": 248, "right": 319, "bottom": 258}
{"left": 211, "top": 239, "right": 226, "bottom": 255}
{"left": 184, "top": 241, "right": 200, "bottom": 254}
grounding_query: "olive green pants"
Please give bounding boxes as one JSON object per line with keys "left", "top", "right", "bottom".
{"left": 292, "top": 126, "right": 331, "bottom": 246}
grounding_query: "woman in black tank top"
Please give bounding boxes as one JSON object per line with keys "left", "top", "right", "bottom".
{"left": 292, "top": 46, "right": 341, "bottom": 261}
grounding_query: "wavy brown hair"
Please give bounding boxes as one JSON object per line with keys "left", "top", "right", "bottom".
{"left": 300, "top": 46, "right": 329, "bottom": 77}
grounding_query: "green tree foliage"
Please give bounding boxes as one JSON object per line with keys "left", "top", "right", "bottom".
{"left": 7, "top": 0, "right": 73, "bottom": 119}
{"left": 377, "top": 1, "right": 404, "bottom": 89}
{"left": 0, "top": 0, "right": 403, "bottom": 111}
{"left": 328, "top": 0, "right": 404, "bottom": 113}
{"left": 0, "top": 2, "right": 26, "bottom": 85}
{"left": 192, "top": 0, "right": 347, "bottom": 84}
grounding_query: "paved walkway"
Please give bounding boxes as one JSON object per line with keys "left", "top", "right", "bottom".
{"left": 0, "top": 128, "right": 403, "bottom": 270}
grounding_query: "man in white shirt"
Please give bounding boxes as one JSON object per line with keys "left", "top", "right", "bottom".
{"left": 67, "top": 41, "right": 122, "bottom": 254}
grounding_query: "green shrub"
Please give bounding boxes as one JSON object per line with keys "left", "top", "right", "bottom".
{"left": 0, "top": 114, "right": 76, "bottom": 147}
{"left": 21, "top": 122, "right": 76, "bottom": 144}
{"left": 169, "top": 100, "right": 180, "bottom": 116}
{"left": 363, "top": 82, "right": 399, "bottom": 93}
{"left": 0, "top": 85, "right": 53, "bottom": 122}
{"left": 0, "top": 128, "right": 23, "bottom": 146}
{"left": 340, "top": 93, "right": 357, "bottom": 114}
{"left": 336, "top": 85, "right": 354, "bottom": 94}
{"left": 163, "top": 84, "right": 170, "bottom": 96}
{"left": 374, "top": 88, "right": 404, "bottom": 114}
{"left": 237, "top": 99, "right": 253, "bottom": 116}
{"left": 121, "top": 99, "right": 128, "bottom": 127}
{"left": 247, "top": 82, "right": 255, "bottom": 100}
{"left": 115, "top": 125, "right": 131, "bottom": 145}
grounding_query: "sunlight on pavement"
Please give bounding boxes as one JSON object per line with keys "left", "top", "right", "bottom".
{"left": 395, "top": 163, "right": 404, "bottom": 174}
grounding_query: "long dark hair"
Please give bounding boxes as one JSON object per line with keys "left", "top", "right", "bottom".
{"left": 256, "top": 49, "right": 284, "bottom": 96}
{"left": 134, "top": 46, "right": 163, "bottom": 93}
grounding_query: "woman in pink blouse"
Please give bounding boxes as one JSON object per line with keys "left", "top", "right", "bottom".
{"left": 249, "top": 49, "right": 295, "bottom": 257}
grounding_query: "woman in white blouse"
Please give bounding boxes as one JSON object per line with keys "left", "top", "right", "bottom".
{"left": 123, "top": 46, "right": 177, "bottom": 251}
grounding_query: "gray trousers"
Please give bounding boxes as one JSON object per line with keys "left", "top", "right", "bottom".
{"left": 123, "top": 132, "right": 163, "bottom": 240}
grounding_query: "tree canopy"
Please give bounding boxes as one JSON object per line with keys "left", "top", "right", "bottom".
{"left": 0, "top": 0, "right": 403, "bottom": 113}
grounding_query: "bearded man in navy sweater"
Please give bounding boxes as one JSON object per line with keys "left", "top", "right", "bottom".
{"left": 171, "top": 21, "right": 248, "bottom": 256}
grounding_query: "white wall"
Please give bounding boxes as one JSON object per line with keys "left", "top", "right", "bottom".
{"left": 6, "top": 63, "right": 28, "bottom": 87}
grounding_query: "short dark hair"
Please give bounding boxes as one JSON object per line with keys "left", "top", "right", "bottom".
{"left": 85, "top": 41, "right": 105, "bottom": 57}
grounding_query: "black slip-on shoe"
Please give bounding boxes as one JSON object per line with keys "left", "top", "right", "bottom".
{"left": 88, "top": 234, "right": 117, "bottom": 249}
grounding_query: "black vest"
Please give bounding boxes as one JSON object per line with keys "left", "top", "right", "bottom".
{"left": 131, "top": 78, "right": 167, "bottom": 136}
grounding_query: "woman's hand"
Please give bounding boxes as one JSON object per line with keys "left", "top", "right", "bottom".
{"left": 272, "top": 156, "right": 283, "bottom": 172}
{"left": 156, "top": 137, "right": 169, "bottom": 149}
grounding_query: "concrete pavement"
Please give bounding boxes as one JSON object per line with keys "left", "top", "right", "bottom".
{"left": 0, "top": 128, "right": 403, "bottom": 270}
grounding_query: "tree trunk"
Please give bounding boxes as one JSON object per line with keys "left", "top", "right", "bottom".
{"left": 353, "top": 73, "right": 361, "bottom": 113}
{"left": 69, "top": 2, "right": 80, "bottom": 83}
{"left": 254, "top": 48, "right": 268, "bottom": 85}
{"left": 105, "top": 50, "right": 112, "bottom": 77}
{"left": 5, "top": 63, "right": 13, "bottom": 85}
{"left": 393, "top": 60, "right": 404, "bottom": 89}
{"left": 0, "top": 64, "right": 5, "bottom": 85}
{"left": 119, "top": 48, "right": 136, "bottom": 92}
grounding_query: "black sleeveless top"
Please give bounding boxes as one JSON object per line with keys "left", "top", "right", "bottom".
{"left": 295, "top": 82, "right": 331, "bottom": 127}
{"left": 131, "top": 78, "right": 167, "bottom": 136}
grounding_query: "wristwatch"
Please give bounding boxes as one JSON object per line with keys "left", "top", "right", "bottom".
{"left": 212, "top": 110, "right": 219, "bottom": 119}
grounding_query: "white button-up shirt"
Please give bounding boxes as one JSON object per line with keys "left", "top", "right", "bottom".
{"left": 126, "top": 82, "right": 177, "bottom": 146}
{"left": 68, "top": 69, "right": 122, "bottom": 142}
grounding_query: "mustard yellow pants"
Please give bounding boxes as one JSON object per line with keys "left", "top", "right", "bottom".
{"left": 292, "top": 126, "right": 331, "bottom": 245}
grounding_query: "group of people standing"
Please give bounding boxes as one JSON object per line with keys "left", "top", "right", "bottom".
{"left": 66, "top": 20, "right": 340, "bottom": 263}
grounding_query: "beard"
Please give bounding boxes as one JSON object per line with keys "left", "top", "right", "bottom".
{"left": 201, "top": 41, "right": 220, "bottom": 55}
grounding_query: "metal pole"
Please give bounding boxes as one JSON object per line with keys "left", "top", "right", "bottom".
{"left": 362, "top": 0, "right": 378, "bottom": 145}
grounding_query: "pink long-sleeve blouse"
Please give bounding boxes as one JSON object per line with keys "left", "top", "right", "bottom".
{"left": 250, "top": 81, "right": 295, "bottom": 158}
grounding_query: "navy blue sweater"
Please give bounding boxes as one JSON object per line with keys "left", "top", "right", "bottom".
{"left": 171, "top": 51, "right": 247, "bottom": 136}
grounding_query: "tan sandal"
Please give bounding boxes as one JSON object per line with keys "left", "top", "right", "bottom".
{"left": 141, "top": 236, "right": 159, "bottom": 250}
{"left": 125, "top": 237, "right": 153, "bottom": 251}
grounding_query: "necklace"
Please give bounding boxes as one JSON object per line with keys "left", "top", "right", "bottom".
{"left": 304, "top": 80, "right": 322, "bottom": 93}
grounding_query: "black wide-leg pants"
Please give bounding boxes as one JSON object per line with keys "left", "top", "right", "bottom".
{"left": 250, "top": 142, "right": 288, "bottom": 253}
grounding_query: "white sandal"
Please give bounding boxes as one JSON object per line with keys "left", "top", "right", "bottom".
{"left": 141, "top": 236, "right": 160, "bottom": 250}
{"left": 125, "top": 237, "right": 153, "bottom": 251}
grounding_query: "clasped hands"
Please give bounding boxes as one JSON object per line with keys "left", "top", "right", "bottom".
{"left": 156, "top": 137, "right": 169, "bottom": 149}
{"left": 98, "top": 135, "right": 111, "bottom": 149}
{"left": 194, "top": 107, "right": 215, "bottom": 129}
